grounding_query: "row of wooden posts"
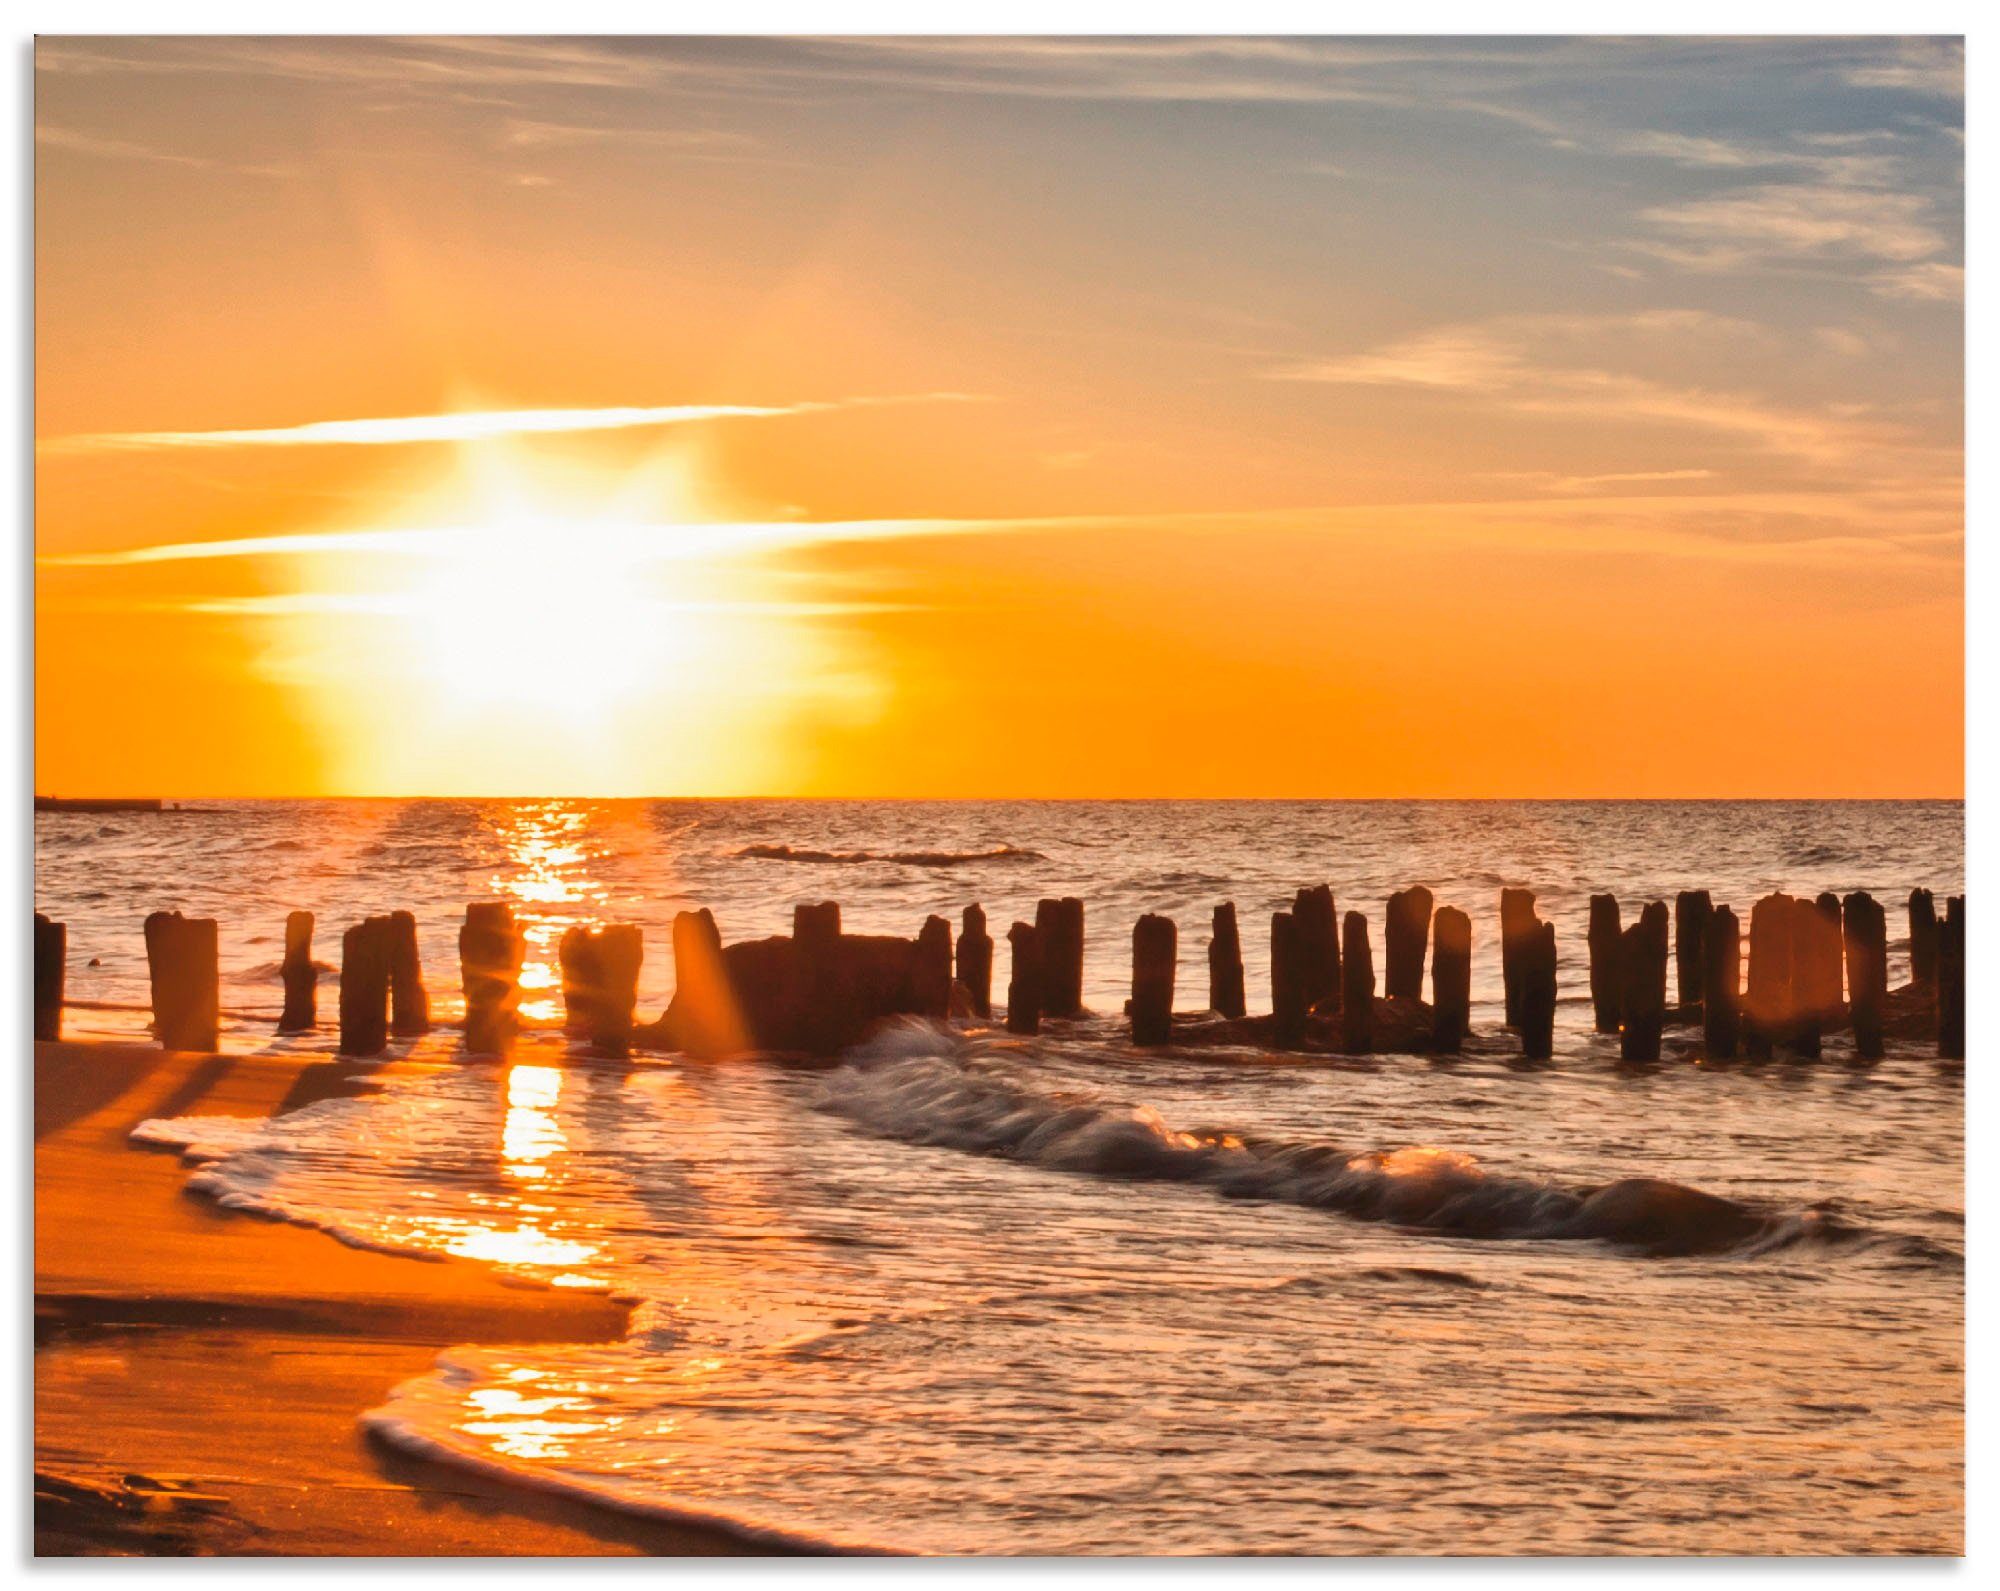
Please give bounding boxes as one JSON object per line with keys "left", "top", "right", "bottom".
{"left": 31, "top": 883, "right": 1966, "bottom": 1062}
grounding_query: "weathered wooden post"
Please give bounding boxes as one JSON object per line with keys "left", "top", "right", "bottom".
{"left": 1704, "top": 904, "right": 1741, "bottom": 1059}
{"left": 1384, "top": 885, "right": 1433, "bottom": 1001}
{"left": 1208, "top": 902, "right": 1246, "bottom": 1019}
{"left": 1339, "top": 911, "right": 1373, "bottom": 1055}
{"left": 1131, "top": 914, "right": 1176, "bottom": 1046}
{"left": 670, "top": 908, "right": 735, "bottom": 1057}
{"left": 1618, "top": 902, "right": 1669, "bottom": 1062}
{"left": 1035, "top": 897, "right": 1085, "bottom": 1018}
{"left": 1293, "top": 886, "right": 1339, "bottom": 1009}
{"left": 958, "top": 904, "right": 994, "bottom": 1018}
{"left": 279, "top": 910, "right": 316, "bottom": 1033}
{"left": 1674, "top": 890, "right": 1711, "bottom": 1011}
{"left": 1788, "top": 896, "right": 1832, "bottom": 1059}
{"left": 1909, "top": 888, "right": 1938, "bottom": 988}
{"left": 1804, "top": 893, "right": 1846, "bottom": 1039}
{"left": 144, "top": 910, "right": 219, "bottom": 1052}
{"left": 914, "top": 915, "right": 954, "bottom": 1019}
{"left": 1270, "top": 911, "right": 1306, "bottom": 1047}
{"left": 1500, "top": 888, "right": 1536, "bottom": 1027}
{"left": 388, "top": 909, "right": 430, "bottom": 1038}
{"left": 791, "top": 901, "right": 844, "bottom": 1052}
{"left": 1431, "top": 905, "right": 1470, "bottom": 1054}
{"left": 1006, "top": 921, "right": 1043, "bottom": 1036}
{"left": 559, "top": 923, "right": 643, "bottom": 1056}
{"left": 1938, "top": 895, "right": 1965, "bottom": 1061}
{"left": 1744, "top": 893, "right": 1794, "bottom": 1059}
{"left": 339, "top": 915, "right": 393, "bottom": 1058}
{"left": 1587, "top": 894, "right": 1622, "bottom": 1034}
{"left": 1842, "top": 892, "right": 1886, "bottom": 1061}
{"left": 33, "top": 913, "right": 65, "bottom": 1042}
{"left": 460, "top": 901, "right": 525, "bottom": 1056}
{"left": 1519, "top": 920, "right": 1557, "bottom": 1061}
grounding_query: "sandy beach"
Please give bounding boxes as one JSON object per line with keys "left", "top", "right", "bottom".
{"left": 33, "top": 1037, "right": 769, "bottom": 1556}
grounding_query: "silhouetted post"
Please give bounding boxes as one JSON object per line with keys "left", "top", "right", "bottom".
{"left": 388, "top": 909, "right": 430, "bottom": 1038}
{"left": 1803, "top": 893, "right": 1845, "bottom": 1037}
{"left": 1131, "top": 914, "right": 1176, "bottom": 1046}
{"left": 791, "top": 901, "right": 844, "bottom": 1050}
{"left": 1500, "top": 888, "right": 1536, "bottom": 1026}
{"left": 1384, "top": 886, "right": 1433, "bottom": 1001}
{"left": 1675, "top": 890, "right": 1711, "bottom": 1011}
{"left": 1339, "top": 911, "right": 1373, "bottom": 1055}
{"left": 339, "top": 915, "right": 393, "bottom": 1057}
{"left": 670, "top": 908, "right": 735, "bottom": 1056}
{"left": 915, "top": 915, "right": 954, "bottom": 1019}
{"left": 958, "top": 904, "right": 994, "bottom": 1019}
{"left": 1293, "top": 886, "right": 1339, "bottom": 1008}
{"left": 144, "top": 910, "right": 219, "bottom": 1052}
{"left": 1519, "top": 921, "right": 1557, "bottom": 1061}
{"left": 1270, "top": 911, "right": 1306, "bottom": 1047}
{"left": 1842, "top": 892, "right": 1886, "bottom": 1061}
{"left": 1909, "top": 888, "right": 1938, "bottom": 988}
{"left": 560, "top": 924, "right": 644, "bottom": 1056}
{"left": 1744, "top": 893, "right": 1794, "bottom": 1059}
{"left": 279, "top": 910, "right": 316, "bottom": 1033}
{"left": 1035, "top": 897, "right": 1085, "bottom": 1018}
{"left": 1788, "top": 896, "right": 1831, "bottom": 1059}
{"left": 33, "top": 913, "right": 65, "bottom": 1042}
{"left": 1704, "top": 904, "right": 1741, "bottom": 1059}
{"left": 1587, "top": 894, "right": 1622, "bottom": 1034}
{"left": 1938, "top": 895, "right": 1965, "bottom": 1061}
{"left": 1431, "top": 905, "right": 1470, "bottom": 1054}
{"left": 1618, "top": 902, "right": 1669, "bottom": 1063}
{"left": 460, "top": 901, "right": 525, "bottom": 1056}
{"left": 1208, "top": 902, "right": 1245, "bottom": 1019}
{"left": 1006, "top": 922, "right": 1043, "bottom": 1036}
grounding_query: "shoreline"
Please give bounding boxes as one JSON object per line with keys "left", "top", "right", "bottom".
{"left": 33, "top": 1038, "right": 781, "bottom": 1557}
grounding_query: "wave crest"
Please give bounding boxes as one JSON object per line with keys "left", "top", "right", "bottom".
{"left": 733, "top": 842, "right": 1045, "bottom": 867}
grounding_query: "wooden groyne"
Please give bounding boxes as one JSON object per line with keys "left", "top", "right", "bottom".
{"left": 35, "top": 878, "right": 1967, "bottom": 1066}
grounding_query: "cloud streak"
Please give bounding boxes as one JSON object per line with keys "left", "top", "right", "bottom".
{"left": 39, "top": 394, "right": 984, "bottom": 456}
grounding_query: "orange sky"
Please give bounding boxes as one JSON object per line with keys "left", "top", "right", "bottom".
{"left": 34, "top": 36, "right": 1964, "bottom": 797}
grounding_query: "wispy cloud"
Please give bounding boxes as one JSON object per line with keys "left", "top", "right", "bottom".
{"left": 1269, "top": 310, "right": 1913, "bottom": 465}
{"left": 39, "top": 394, "right": 985, "bottom": 456}
{"left": 36, "top": 123, "right": 296, "bottom": 178}
{"left": 1632, "top": 183, "right": 1946, "bottom": 270}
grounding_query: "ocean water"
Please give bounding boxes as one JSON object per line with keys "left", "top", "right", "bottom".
{"left": 36, "top": 800, "right": 1965, "bottom": 1553}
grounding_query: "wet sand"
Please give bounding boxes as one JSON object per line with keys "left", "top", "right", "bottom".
{"left": 34, "top": 1038, "right": 770, "bottom": 1556}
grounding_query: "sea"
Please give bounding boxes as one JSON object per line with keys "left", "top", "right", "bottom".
{"left": 33, "top": 799, "right": 1965, "bottom": 1554}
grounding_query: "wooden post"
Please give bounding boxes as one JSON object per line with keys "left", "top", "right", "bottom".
{"left": 1270, "top": 911, "right": 1306, "bottom": 1047}
{"left": 1789, "top": 896, "right": 1829, "bottom": 1059}
{"left": 559, "top": 925, "right": 591, "bottom": 1038}
{"left": 1208, "top": 902, "right": 1245, "bottom": 1019}
{"left": 1704, "top": 904, "right": 1740, "bottom": 1060}
{"left": 33, "top": 913, "right": 65, "bottom": 1042}
{"left": 1500, "top": 888, "right": 1536, "bottom": 1027}
{"left": 1803, "top": 893, "right": 1845, "bottom": 1036}
{"left": 670, "top": 908, "right": 734, "bottom": 1057}
{"left": 914, "top": 915, "right": 954, "bottom": 1019}
{"left": 339, "top": 915, "right": 393, "bottom": 1058}
{"left": 1292, "top": 886, "right": 1339, "bottom": 1009}
{"left": 1618, "top": 902, "right": 1669, "bottom": 1062}
{"left": 1909, "top": 888, "right": 1938, "bottom": 988}
{"left": 144, "top": 910, "right": 219, "bottom": 1053}
{"left": 1131, "top": 914, "right": 1176, "bottom": 1046}
{"left": 1431, "top": 905, "right": 1470, "bottom": 1054}
{"left": 1339, "top": 911, "right": 1373, "bottom": 1055}
{"left": 1674, "top": 889, "right": 1711, "bottom": 1011}
{"left": 388, "top": 909, "right": 430, "bottom": 1037}
{"left": 1842, "top": 892, "right": 1886, "bottom": 1061}
{"left": 1938, "top": 895, "right": 1965, "bottom": 1061}
{"left": 560, "top": 924, "right": 644, "bottom": 1056}
{"left": 1519, "top": 920, "right": 1557, "bottom": 1061}
{"left": 1035, "top": 897, "right": 1085, "bottom": 1018}
{"left": 958, "top": 904, "right": 994, "bottom": 1018}
{"left": 1006, "top": 922, "right": 1043, "bottom": 1036}
{"left": 1384, "top": 886, "right": 1433, "bottom": 1001}
{"left": 1587, "top": 894, "right": 1622, "bottom": 1034}
{"left": 1744, "top": 893, "right": 1794, "bottom": 1060}
{"left": 279, "top": 910, "right": 316, "bottom": 1033}
{"left": 460, "top": 901, "right": 524, "bottom": 1056}
{"left": 792, "top": 901, "right": 844, "bottom": 1052}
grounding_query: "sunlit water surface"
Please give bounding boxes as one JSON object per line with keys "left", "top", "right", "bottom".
{"left": 37, "top": 800, "right": 1963, "bottom": 1553}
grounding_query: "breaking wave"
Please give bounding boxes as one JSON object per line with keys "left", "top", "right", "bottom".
{"left": 817, "top": 1022, "right": 1897, "bottom": 1261}
{"left": 734, "top": 842, "right": 1045, "bottom": 867}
